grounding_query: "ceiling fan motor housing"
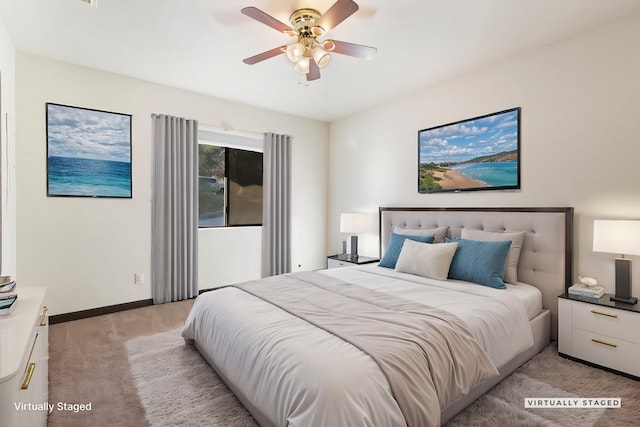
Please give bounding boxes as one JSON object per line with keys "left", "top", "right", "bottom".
{"left": 289, "top": 9, "right": 324, "bottom": 38}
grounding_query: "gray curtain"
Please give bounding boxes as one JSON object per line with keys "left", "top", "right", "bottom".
{"left": 151, "top": 114, "right": 198, "bottom": 304}
{"left": 262, "top": 133, "right": 292, "bottom": 277}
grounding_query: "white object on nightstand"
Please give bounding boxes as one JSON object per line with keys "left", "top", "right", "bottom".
{"left": 0, "top": 287, "right": 48, "bottom": 426}
{"left": 578, "top": 276, "right": 598, "bottom": 287}
{"left": 558, "top": 295, "right": 640, "bottom": 378}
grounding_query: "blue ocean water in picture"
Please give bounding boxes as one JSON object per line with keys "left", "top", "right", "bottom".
{"left": 452, "top": 161, "right": 518, "bottom": 187}
{"left": 48, "top": 156, "right": 131, "bottom": 197}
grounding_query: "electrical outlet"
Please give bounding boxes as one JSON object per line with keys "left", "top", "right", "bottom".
{"left": 134, "top": 273, "right": 144, "bottom": 285}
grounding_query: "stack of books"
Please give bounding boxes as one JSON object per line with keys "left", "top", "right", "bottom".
{"left": 0, "top": 276, "right": 17, "bottom": 315}
{"left": 568, "top": 283, "right": 605, "bottom": 299}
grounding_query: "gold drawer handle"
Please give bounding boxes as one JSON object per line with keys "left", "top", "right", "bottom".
{"left": 21, "top": 362, "right": 36, "bottom": 390}
{"left": 40, "top": 306, "right": 48, "bottom": 326}
{"left": 592, "top": 338, "right": 617, "bottom": 348}
{"left": 591, "top": 309, "right": 617, "bottom": 318}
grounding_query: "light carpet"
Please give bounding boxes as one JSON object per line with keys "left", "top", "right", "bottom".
{"left": 126, "top": 330, "right": 640, "bottom": 427}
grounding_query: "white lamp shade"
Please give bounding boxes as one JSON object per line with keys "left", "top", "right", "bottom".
{"left": 340, "top": 213, "right": 368, "bottom": 234}
{"left": 593, "top": 220, "right": 640, "bottom": 256}
{"left": 286, "top": 43, "right": 304, "bottom": 62}
{"left": 312, "top": 47, "right": 330, "bottom": 68}
{"left": 294, "top": 56, "right": 309, "bottom": 74}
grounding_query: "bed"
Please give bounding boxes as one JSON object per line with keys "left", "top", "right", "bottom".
{"left": 182, "top": 207, "right": 573, "bottom": 427}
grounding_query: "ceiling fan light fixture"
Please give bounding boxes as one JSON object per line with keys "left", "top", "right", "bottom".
{"left": 322, "top": 40, "right": 336, "bottom": 51}
{"left": 311, "top": 26, "right": 325, "bottom": 37}
{"left": 286, "top": 42, "right": 305, "bottom": 62}
{"left": 241, "top": 1, "right": 377, "bottom": 82}
{"left": 294, "top": 56, "right": 310, "bottom": 74}
{"left": 312, "top": 47, "right": 330, "bottom": 68}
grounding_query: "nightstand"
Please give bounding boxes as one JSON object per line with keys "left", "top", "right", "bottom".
{"left": 327, "top": 254, "right": 379, "bottom": 269}
{"left": 558, "top": 293, "right": 640, "bottom": 379}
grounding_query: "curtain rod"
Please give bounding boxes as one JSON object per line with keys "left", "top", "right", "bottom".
{"left": 150, "top": 114, "right": 263, "bottom": 138}
{"left": 199, "top": 123, "right": 264, "bottom": 139}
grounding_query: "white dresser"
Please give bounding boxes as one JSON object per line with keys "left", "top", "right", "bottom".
{"left": 558, "top": 293, "right": 640, "bottom": 378}
{"left": 0, "top": 287, "right": 48, "bottom": 426}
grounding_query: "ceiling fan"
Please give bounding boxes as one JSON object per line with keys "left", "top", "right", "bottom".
{"left": 241, "top": 0, "right": 377, "bottom": 82}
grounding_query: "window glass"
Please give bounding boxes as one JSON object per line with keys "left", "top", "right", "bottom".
{"left": 227, "top": 148, "right": 263, "bottom": 226}
{"left": 198, "top": 144, "right": 225, "bottom": 227}
{"left": 198, "top": 144, "right": 263, "bottom": 228}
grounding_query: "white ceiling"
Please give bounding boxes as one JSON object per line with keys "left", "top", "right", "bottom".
{"left": 1, "top": 0, "right": 640, "bottom": 122}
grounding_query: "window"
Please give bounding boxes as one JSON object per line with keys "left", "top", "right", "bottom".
{"left": 198, "top": 144, "right": 225, "bottom": 227}
{"left": 227, "top": 149, "right": 263, "bottom": 226}
{"left": 198, "top": 130, "right": 263, "bottom": 228}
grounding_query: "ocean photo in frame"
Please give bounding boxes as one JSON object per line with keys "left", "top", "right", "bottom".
{"left": 46, "top": 103, "right": 132, "bottom": 198}
{"left": 418, "top": 107, "right": 520, "bottom": 193}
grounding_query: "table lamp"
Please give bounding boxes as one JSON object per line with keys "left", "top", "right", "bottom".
{"left": 593, "top": 219, "right": 640, "bottom": 304}
{"left": 340, "top": 213, "right": 368, "bottom": 258}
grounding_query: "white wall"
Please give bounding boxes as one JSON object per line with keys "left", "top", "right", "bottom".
{"left": 0, "top": 16, "right": 16, "bottom": 277}
{"left": 329, "top": 14, "right": 640, "bottom": 296}
{"left": 16, "top": 54, "right": 329, "bottom": 315}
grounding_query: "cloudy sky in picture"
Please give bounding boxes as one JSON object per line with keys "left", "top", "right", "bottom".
{"left": 419, "top": 109, "right": 519, "bottom": 164}
{"left": 47, "top": 104, "right": 131, "bottom": 163}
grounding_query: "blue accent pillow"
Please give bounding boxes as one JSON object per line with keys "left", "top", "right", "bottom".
{"left": 445, "top": 238, "right": 512, "bottom": 289}
{"left": 379, "top": 233, "right": 435, "bottom": 268}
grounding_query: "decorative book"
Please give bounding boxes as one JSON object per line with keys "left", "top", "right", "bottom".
{"left": 0, "top": 280, "right": 17, "bottom": 301}
{"left": 0, "top": 280, "right": 15, "bottom": 293}
{"left": 0, "top": 295, "right": 17, "bottom": 315}
{"left": 568, "top": 283, "right": 605, "bottom": 298}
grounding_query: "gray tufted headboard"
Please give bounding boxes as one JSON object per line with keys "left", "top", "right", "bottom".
{"left": 379, "top": 207, "right": 574, "bottom": 339}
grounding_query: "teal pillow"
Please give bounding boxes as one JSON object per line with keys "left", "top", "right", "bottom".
{"left": 379, "top": 233, "right": 435, "bottom": 268}
{"left": 445, "top": 238, "right": 512, "bottom": 289}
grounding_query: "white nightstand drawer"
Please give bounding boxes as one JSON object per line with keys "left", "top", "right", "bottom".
{"left": 572, "top": 301, "right": 640, "bottom": 344}
{"left": 571, "top": 328, "right": 640, "bottom": 377}
{"left": 327, "top": 258, "right": 350, "bottom": 269}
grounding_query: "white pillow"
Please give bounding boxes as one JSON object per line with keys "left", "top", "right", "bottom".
{"left": 395, "top": 240, "right": 458, "bottom": 281}
{"left": 460, "top": 229, "right": 525, "bottom": 284}
{"left": 394, "top": 225, "right": 449, "bottom": 243}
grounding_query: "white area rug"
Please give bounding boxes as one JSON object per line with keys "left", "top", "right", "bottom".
{"left": 446, "top": 372, "right": 604, "bottom": 427}
{"left": 126, "top": 329, "right": 258, "bottom": 427}
{"left": 126, "top": 330, "right": 632, "bottom": 427}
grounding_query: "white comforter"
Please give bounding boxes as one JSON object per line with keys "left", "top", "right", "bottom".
{"left": 182, "top": 266, "right": 535, "bottom": 427}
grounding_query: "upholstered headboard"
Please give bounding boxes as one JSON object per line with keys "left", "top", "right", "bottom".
{"left": 379, "top": 207, "right": 573, "bottom": 339}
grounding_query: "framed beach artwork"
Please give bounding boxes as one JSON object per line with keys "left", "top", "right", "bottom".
{"left": 418, "top": 107, "right": 521, "bottom": 193}
{"left": 46, "top": 103, "right": 132, "bottom": 198}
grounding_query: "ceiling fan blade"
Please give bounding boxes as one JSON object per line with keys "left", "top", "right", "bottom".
{"left": 326, "top": 40, "right": 377, "bottom": 61}
{"left": 307, "top": 59, "right": 321, "bottom": 81}
{"left": 243, "top": 46, "right": 285, "bottom": 65}
{"left": 315, "top": 0, "right": 359, "bottom": 33}
{"left": 241, "top": 7, "right": 295, "bottom": 35}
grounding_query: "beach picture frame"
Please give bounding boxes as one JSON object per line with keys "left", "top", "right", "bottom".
{"left": 418, "top": 107, "right": 520, "bottom": 193}
{"left": 46, "top": 103, "right": 132, "bottom": 198}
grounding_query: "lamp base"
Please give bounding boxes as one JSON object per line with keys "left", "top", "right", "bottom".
{"left": 613, "top": 258, "right": 635, "bottom": 304}
{"left": 610, "top": 295, "right": 638, "bottom": 305}
{"left": 350, "top": 235, "right": 358, "bottom": 258}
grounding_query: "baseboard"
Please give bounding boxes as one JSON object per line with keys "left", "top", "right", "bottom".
{"left": 49, "top": 298, "right": 154, "bottom": 324}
